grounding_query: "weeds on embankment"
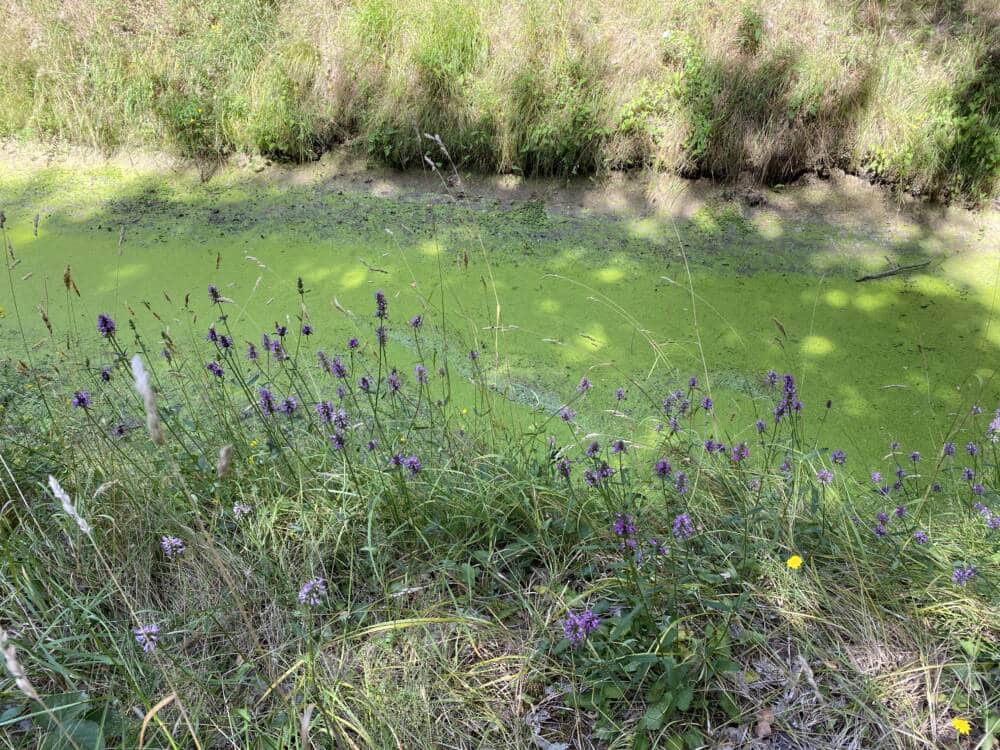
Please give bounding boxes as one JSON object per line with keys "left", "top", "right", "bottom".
{"left": 1, "top": 0, "right": 998, "bottom": 203}
{"left": 0, "top": 218, "right": 998, "bottom": 747}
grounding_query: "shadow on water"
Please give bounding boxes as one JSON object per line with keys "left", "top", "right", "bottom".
{"left": 0, "top": 154, "right": 997, "bottom": 463}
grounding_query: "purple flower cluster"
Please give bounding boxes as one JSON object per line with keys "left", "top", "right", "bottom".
{"left": 71, "top": 390, "right": 91, "bottom": 409}
{"left": 562, "top": 609, "right": 600, "bottom": 647}
{"left": 672, "top": 513, "right": 694, "bottom": 540}
{"left": 730, "top": 442, "right": 749, "bottom": 463}
{"left": 975, "top": 502, "right": 1000, "bottom": 530}
{"left": 160, "top": 536, "right": 185, "bottom": 558}
{"left": 387, "top": 370, "right": 401, "bottom": 392}
{"left": 772, "top": 373, "right": 803, "bottom": 422}
{"left": 298, "top": 577, "right": 327, "bottom": 606}
{"left": 674, "top": 471, "right": 688, "bottom": 494}
{"left": 584, "top": 463, "right": 615, "bottom": 486}
{"left": 661, "top": 390, "right": 691, "bottom": 417}
{"left": 326, "top": 354, "right": 348, "bottom": 379}
{"left": 133, "top": 624, "right": 160, "bottom": 653}
{"left": 612, "top": 513, "right": 638, "bottom": 551}
{"left": 258, "top": 387, "right": 276, "bottom": 416}
{"left": 951, "top": 566, "right": 976, "bottom": 587}
{"left": 97, "top": 313, "right": 116, "bottom": 337}
{"left": 654, "top": 458, "right": 672, "bottom": 478}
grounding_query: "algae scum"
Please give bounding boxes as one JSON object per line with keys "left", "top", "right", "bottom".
{"left": 1, "top": 160, "right": 998, "bottom": 463}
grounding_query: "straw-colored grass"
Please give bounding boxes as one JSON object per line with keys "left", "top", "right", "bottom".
{"left": 2, "top": 0, "right": 997, "bottom": 201}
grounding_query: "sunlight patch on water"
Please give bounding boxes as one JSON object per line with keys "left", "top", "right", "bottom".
{"left": 595, "top": 267, "right": 625, "bottom": 283}
{"left": 854, "top": 291, "right": 891, "bottom": 312}
{"left": 419, "top": 239, "right": 442, "bottom": 257}
{"left": 802, "top": 335, "right": 834, "bottom": 356}
{"left": 626, "top": 218, "right": 661, "bottom": 241}
{"left": 340, "top": 267, "right": 368, "bottom": 289}
{"left": 752, "top": 213, "right": 783, "bottom": 240}
{"left": 823, "top": 289, "right": 849, "bottom": 308}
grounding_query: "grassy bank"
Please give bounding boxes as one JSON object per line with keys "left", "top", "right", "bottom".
{"left": 2, "top": 0, "right": 998, "bottom": 202}
{"left": 1, "top": 209, "right": 999, "bottom": 746}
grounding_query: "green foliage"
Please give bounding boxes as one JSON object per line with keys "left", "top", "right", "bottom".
{"left": 513, "top": 55, "right": 612, "bottom": 175}
{"left": 736, "top": 4, "right": 764, "bottom": 56}
{"left": 663, "top": 31, "right": 721, "bottom": 162}
{"left": 412, "top": 0, "right": 485, "bottom": 99}
{"left": 152, "top": 86, "right": 221, "bottom": 158}
{"left": 244, "top": 41, "right": 323, "bottom": 160}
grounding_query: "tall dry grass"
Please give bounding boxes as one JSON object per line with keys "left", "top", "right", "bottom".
{"left": 1, "top": 0, "right": 997, "bottom": 199}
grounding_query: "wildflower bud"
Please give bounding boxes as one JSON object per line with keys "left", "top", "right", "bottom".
{"left": 131, "top": 355, "right": 164, "bottom": 446}
{"left": 0, "top": 627, "right": 40, "bottom": 701}
{"left": 48, "top": 475, "right": 91, "bottom": 534}
{"left": 217, "top": 444, "right": 234, "bottom": 479}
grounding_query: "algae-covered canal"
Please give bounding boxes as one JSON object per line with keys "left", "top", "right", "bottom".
{"left": 1, "top": 148, "right": 998, "bottom": 464}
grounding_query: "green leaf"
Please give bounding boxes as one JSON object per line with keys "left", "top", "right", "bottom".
{"left": 676, "top": 684, "right": 694, "bottom": 712}
{"left": 641, "top": 698, "right": 670, "bottom": 730}
{"left": 40, "top": 719, "right": 104, "bottom": 750}
{"left": 684, "top": 728, "right": 705, "bottom": 749}
{"left": 36, "top": 693, "right": 89, "bottom": 730}
{"left": 611, "top": 606, "right": 641, "bottom": 640}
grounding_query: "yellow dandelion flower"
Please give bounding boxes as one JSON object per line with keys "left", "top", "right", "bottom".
{"left": 786, "top": 555, "right": 803, "bottom": 570}
{"left": 461, "top": 407, "right": 468, "bottom": 416}
{"left": 950, "top": 718, "right": 971, "bottom": 736}
{"left": 249, "top": 439, "right": 258, "bottom": 448}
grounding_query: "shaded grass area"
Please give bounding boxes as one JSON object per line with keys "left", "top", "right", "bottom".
{"left": 1, "top": 0, "right": 998, "bottom": 201}
{"left": 0, "top": 160, "right": 997, "bottom": 465}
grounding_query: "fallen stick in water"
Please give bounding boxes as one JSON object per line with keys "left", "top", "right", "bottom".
{"left": 855, "top": 259, "right": 931, "bottom": 282}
